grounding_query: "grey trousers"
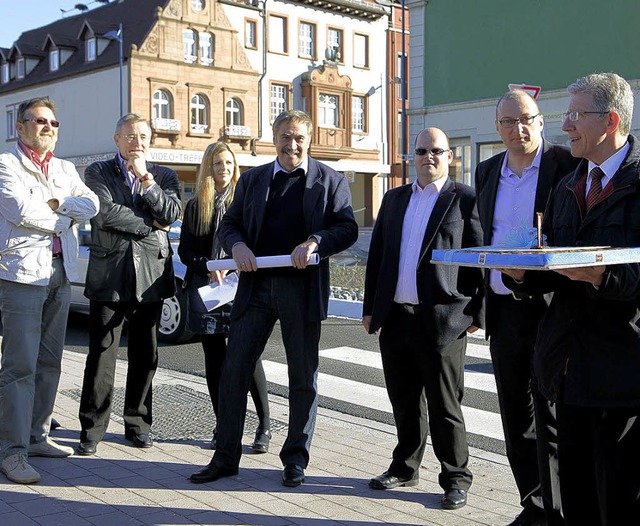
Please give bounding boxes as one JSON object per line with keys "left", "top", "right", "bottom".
{"left": 0, "top": 258, "right": 70, "bottom": 458}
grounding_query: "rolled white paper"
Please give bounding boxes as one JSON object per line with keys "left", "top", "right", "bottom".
{"left": 206, "top": 253, "right": 320, "bottom": 272}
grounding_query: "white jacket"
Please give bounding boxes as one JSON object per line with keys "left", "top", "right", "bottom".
{"left": 0, "top": 144, "right": 99, "bottom": 285}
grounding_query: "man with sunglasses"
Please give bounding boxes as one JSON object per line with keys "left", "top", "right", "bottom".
{"left": 363, "top": 127, "right": 483, "bottom": 510}
{"left": 475, "top": 90, "right": 579, "bottom": 526}
{"left": 77, "top": 114, "right": 181, "bottom": 456}
{"left": 0, "top": 97, "right": 99, "bottom": 483}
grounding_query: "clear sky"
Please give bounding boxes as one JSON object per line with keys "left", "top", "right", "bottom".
{"left": 0, "top": 0, "right": 83, "bottom": 48}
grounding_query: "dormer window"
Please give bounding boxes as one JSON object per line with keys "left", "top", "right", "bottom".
{"left": 49, "top": 49, "right": 59, "bottom": 72}
{"left": 16, "top": 58, "right": 25, "bottom": 79}
{"left": 86, "top": 37, "right": 96, "bottom": 62}
{"left": 1, "top": 63, "right": 9, "bottom": 84}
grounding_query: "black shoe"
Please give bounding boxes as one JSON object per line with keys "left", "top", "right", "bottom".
{"left": 210, "top": 432, "right": 217, "bottom": 450}
{"left": 77, "top": 440, "right": 98, "bottom": 456}
{"left": 441, "top": 488, "right": 467, "bottom": 510}
{"left": 282, "top": 464, "right": 305, "bottom": 487}
{"left": 125, "top": 432, "right": 153, "bottom": 449}
{"left": 50, "top": 418, "right": 61, "bottom": 431}
{"left": 251, "top": 427, "right": 271, "bottom": 453}
{"left": 189, "top": 464, "right": 238, "bottom": 484}
{"left": 369, "top": 470, "right": 419, "bottom": 490}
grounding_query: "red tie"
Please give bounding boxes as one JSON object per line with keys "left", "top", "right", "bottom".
{"left": 586, "top": 167, "right": 605, "bottom": 211}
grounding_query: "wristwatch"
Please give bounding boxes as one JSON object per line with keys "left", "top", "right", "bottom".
{"left": 140, "top": 173, "right": 154, "bottom": 183}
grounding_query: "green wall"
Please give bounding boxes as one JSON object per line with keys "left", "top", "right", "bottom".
{"left": 422, "top": 0, "right": 640, "bottom": 105}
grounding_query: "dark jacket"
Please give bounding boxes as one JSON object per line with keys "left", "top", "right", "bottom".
{"left": 84, "top": 156, "right": 182, "bottom": 303}
{"left": 363, "top": 178, "right": 485, "bottom": 345}
{"left": 178, "top": 198, "right": 217, "bottom": 285}
{"left": 511, "top": 135, "right": 640, "bottom": 406}
{"left": 475, "top": 141, "right": 579, "bottom": 335}
{"left": 218, "top": 157, "right": 358, "bottom": 321}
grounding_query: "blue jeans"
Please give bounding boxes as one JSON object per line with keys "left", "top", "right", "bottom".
{"left": 0, "top": 257, "right": 70, "bottom": 458}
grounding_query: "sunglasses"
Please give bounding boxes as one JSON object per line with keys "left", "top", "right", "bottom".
{"left": 414, "top": 148, "right": 450, "bottom": 157}
{"left": 23, "top": 117, "right": 60, "bottom": 128}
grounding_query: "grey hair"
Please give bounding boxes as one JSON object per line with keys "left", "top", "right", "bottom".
{"left": 115, "top": 113, "right": 150, "bottom": 134}
{"left": 17, "top": 97, "right": 56, "bottom": 122}
{"left": 567, "top": 72, "right": 634, "bottom": 135}
{"left": 272, "top": 109, "right": 313, "bottom": 136}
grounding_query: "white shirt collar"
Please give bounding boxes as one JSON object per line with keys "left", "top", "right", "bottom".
{"left": 500, "top": 141, "right": 543, "bottom": 179}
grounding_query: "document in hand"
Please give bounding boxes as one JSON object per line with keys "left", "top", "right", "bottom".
{"left": 206, "top": 253, "right": 320, "bottom": 272}
{"left": 197, "top": 273, "right": 239, "bottom": 312}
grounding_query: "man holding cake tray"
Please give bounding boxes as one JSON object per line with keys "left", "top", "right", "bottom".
{"left": 501, "top": 72, "right": 640, "bottom": 525}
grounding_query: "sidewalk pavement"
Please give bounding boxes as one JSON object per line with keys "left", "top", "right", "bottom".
{"left": 0, "top": 350, "right": 522, "bottom": 526}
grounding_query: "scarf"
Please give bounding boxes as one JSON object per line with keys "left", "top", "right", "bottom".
{"left": 211, "top": 184, "right": 232, "bottom": 260}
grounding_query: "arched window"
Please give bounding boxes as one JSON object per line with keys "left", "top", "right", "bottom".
{"left": 225, "top": 98, "right": 243, "bottom": 127}
{"left": 152, "top": 89, "right": 172, "bottom": 119}
{"left": 183, "top": 29, "right": 197, "bottom": 63}
{"left": 190, "top": 93, "right": 209, "bottom": 133}
{"left": 199, "top": 32, "right": 213, "bottom": 66}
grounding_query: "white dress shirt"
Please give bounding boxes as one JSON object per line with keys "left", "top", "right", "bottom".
{"left": 586, "top": 141, "right": 629, "bottom": 196}
{"left": 394, "top": 176, "right": 448, "bottom": 305}
{"left": 489, "top": 145, "right": 542, "bottom": 295}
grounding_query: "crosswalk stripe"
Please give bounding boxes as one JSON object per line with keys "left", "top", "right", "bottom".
{"left": 262, "top": 359, "right": 504, "bottom": 442}
{"left": 320, "top": 346, "right": 497, "bottom": 394}
{"left": 466, "top": 341, "right": 492, "bottom": 361}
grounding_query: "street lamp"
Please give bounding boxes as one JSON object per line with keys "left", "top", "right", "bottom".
{"left": 105, "top": 23, "right": 124, "bottom": 117}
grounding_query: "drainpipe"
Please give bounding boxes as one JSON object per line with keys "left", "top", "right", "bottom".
{"left": 252, "top": 0, "right": 268, "bottom": 156}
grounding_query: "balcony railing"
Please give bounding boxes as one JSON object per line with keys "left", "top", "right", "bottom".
{"left": 152, "top": 118, "right": 181, "bottom": 132}
{"left": 225, "top": 125, "right": 251, "bottom": 137}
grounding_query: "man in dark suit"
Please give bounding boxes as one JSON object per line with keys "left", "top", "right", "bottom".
{"left": 363, "top": 127, "right": 483, "bottom": 510}
{"left": 77, "top": 113, "right": 182, "bottom": 456}
{"left": 502, "top": 72, "right": 640, "bottom": 526}
{"left": 189, "top": 110, "right": 357, "bottom": 486}
{"left": 475, "top": 90, "right": 579, "bottom": 526}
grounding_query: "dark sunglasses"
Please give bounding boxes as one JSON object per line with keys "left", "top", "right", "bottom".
{"left": 414, "top": 147, "right": 450, "bottom": 157}
{"left": 23, "top": 117, "right": 60, "bottom": 128}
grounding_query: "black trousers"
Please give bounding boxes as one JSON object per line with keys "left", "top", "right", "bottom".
{"left": 201, "top": 333, "right": 270, "bottom": 430}
{"left": 79, "top": 300, "right": 162, "bottom": 442}
{"left": 489, "top": 292, "right": 563, "bottom": 524}
{"left": 557, "top": 401, "right": 640, "bottom": 526}
{"left": 212, "top": 274, "right": 321, "bottom": 470}
{"left": 379, "top": 304, "right": 472, "bottom": 492}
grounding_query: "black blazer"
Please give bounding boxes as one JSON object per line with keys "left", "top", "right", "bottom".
{"left": 84, "top": 156, "right": 182, "bottom": 303}
{"left": 363, "top": 178, "right": 484, "bottom": 346}
{"left": 218, "top": 157, "right": 358, "bottom": 321}
{"left": 474, "top": 141, "right": 579, "bottom": 334}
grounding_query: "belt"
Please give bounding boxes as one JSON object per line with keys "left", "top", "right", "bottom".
{"left": 395, "top": 302, "right": 422, "bottom": 315}
{"left": 52, "top": 253, "right": 63, "bottom": 259}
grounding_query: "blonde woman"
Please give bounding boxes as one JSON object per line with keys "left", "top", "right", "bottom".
{"left": 178, "top": 142, "right": 271, "bottom": 452}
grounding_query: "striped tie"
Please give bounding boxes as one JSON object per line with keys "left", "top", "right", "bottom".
{"left": 586, "top": 167, "right": 605, "bottom": 211}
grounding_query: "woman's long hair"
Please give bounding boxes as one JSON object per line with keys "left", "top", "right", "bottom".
{"left": 193, "top": 141, "right": 240, "bottom": 236}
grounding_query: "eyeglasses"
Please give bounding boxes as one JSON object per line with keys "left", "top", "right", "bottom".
{"left": 562, "top": 110, "right": 609, "bottom": 122}
{"left": 23, "top": 117, "right": 60, "bottom": 128}
{"left": 414, "top": 148, "right": 450, "bottom": 157}
{"left": 119, "top": 134, "right": 149, "bottom": 143}
{"left": 497, "top": 114, "right": 540, "bottom": 128}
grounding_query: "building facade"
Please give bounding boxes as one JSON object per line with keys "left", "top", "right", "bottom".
{"left": 408, "top": 0, "right": 640, "bottom": 185}
{"left": 0, "top": 0, "right": 409, "bottom": 225}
